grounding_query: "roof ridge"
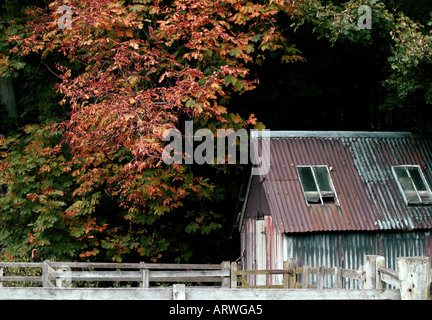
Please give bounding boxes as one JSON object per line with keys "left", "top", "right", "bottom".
{"left": 251, "top": 131, "right": 413, "bottom": 139}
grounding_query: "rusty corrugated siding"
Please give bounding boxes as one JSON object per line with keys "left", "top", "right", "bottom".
{"left": 240, "top": 215, "right": 284, "bottom": 286}
{"left": 241, "top": 216, "right": 432, "bottom": 288}
{"left": 285, "top": 231, "right": 432, "bottom": 288}
{"left": 245, "top": 131, "right": 432, "bottom": 233}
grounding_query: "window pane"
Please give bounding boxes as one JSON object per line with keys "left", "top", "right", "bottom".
{"left": 322, "top": 195, "right": 335, "bottom": 203}
{"left": 419, "top": 191, "right": 432, "bottom": 204}
{"left": 407, "top": 167, "right": 427, "bottom": 191}
{"left": 305, "top": 191, "right": 320, "bottom": 204}
{"left": 394, "top": 166, "right": 416, "bottom": 192}
{"left": 405, "top": 191, "right": 421, "bottom": 204}
{"left": 314, "top": 166, "right": 333, "bottom": 192}
{"left": 297, "top": 167, "right": 318, "bottom": 192}
{"left": 393, "top": 166, "right": 421, "bottom": 204}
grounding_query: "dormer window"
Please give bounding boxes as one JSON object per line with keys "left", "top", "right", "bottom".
{"left": 392, "top": 165, "right": 432, "bottom": 205}
{"left": 297, "top": 165, "right": 338, "bottom": 205}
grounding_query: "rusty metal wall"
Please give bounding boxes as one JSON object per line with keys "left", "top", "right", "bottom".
{"left": 241, "top": 216, "right": 432, "bottom": 288}
{"left": 285, "top": 230, "right": 432, "bottom": 288}
{"left": 240, "top": 216, "right": 284, "bottom": 286}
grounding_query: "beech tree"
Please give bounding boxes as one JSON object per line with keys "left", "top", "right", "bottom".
{"left": 0, "top": 0, "right": 299, "bottom": 262}
{"left": 1, "top": 0, "right": 431, "bottom": 263}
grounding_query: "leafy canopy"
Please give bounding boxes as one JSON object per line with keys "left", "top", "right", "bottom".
{"left": 1, "top": 0, "right": 432, "bottom": 262}
{"left": 0, "top": 0, "right": 297, "bottom": 262}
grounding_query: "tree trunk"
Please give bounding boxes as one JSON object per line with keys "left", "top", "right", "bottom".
{"left": 0, "top": 76, "right": 18, "bottom": 120}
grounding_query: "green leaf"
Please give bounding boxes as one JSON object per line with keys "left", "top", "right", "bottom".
{"left": 251, "top": 33, "right": 263, "bottom": 42}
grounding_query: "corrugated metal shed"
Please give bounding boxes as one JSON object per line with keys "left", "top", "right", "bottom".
{"left": 243, "top": 131, "right": 432, "bottom": 233}
{"left": 284, "top": 231, "right": 432, "bottom": 288}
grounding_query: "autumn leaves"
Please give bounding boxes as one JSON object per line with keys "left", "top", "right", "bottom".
{"left": 0, "top": 0, "right": 294, "bottom": 262}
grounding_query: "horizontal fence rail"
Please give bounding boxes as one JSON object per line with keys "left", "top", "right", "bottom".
{"left": 0, "top": 286, "right": 402, "bottom": 300}
{"left": 0, "top": 255, "right": 430, "bottom": 300}
{"left": 233, "top": 255, "right": 431, "bottom": 300}
{"left": 0, "top": 260, "right": 232, "bottom": 288}
{"left": 231, "top": 260, "right": 364, "bottom": 290}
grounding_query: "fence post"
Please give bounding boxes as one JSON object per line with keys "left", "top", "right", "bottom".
{"left": 317, "top": 266, "right": 325, "bottom": 290}
{"left": 0, "top": 267, "right": 3, "bottom": 288}
{"left": 284, "top": 259, "right": 296, "bottom": 289}
{"left": 42, "top": 260, "right": 54, "bottom": 288}
{"left": 397, "top": 257, "right": 431, "bottom": 300}
{"left": 173, "top": 284, "right": 186, "bottom": 300}
{"left": 365, "top": 255, "right": 385, "bottom": 289}
{"left": 55, "top": 264, "right": 72, "bottom": 288}
{"left": 302, "top": 265, "right": 310, "bottom": 289}
{"left": 291, "top": 260, "right": 297, "bottom": 289}
{"left": 230, "top": 262, "right": 238, "bottom": 289}
{"left": 221, "top": 261, "right": 230, "bottom": 288}
{"left": 282, "top": 261, "right": 289, "bottom": 289}
{"left": 334, "top": 267, "right": 343, "bottom": 289}
{"left": 142, "top": 270, "right": 150, "bottom": 288}
{"left": 139, "top": 262, "right": 150, "bottom": 288}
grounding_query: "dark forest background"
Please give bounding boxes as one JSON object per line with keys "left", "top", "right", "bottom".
{"left": 2, "top": 0, "right": 432, "bottom": 135}
{"left": 1, "top": 0, "right": 432, "bottom": 263}
{"left": 228, "top": 0, "right": 432, "bottom": 133}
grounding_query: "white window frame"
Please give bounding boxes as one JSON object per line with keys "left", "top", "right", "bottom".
{"left": 392, "top": 165, "right": 432, "bottom": 205}
{"left": 296, "top": 165, "right": 339, "bottom": 206}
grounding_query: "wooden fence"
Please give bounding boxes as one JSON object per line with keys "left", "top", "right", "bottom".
{"left": 231, "top": 259, "right": 364, "bottom": 289}
{"left": 231, "top": 255, "right": 431, "bottom": 300}
{"left": 0, "top": 255, "right": 430, "bottom": 300}
{"left": 0, "top": 260, "right": 232, "bottom": 288}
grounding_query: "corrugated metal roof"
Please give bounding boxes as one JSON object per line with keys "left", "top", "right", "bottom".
{"left": 243, "top": 131, "right": 432, "bottom": 233}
